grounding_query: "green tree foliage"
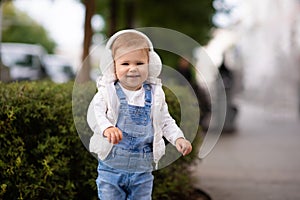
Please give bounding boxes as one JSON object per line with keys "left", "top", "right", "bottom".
{"left": 1, "top": 2, "right": 56, "bottom": 53}
{"left": 136, "top": 0, "right": 215, "bottom": 45}
{"left": 136, "top": 0, "right": 215, "bottom": 66}
{"left": 95, "top": 0, "right": 215, "bottom": 43}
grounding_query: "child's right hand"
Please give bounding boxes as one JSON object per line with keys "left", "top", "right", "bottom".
{"left": 103, "top": 127, "right": 123, "bottom": 144}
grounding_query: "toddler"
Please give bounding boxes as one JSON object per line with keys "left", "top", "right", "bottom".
{"left": 87, "top": 29, "right": 192, "bottom": 200}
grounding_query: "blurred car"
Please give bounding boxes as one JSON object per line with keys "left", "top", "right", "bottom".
{"left": 43, "top": 54, "right": 75, "bottom": 83}
{"left": 0, "top": 43, "right": 47, "bottom": 81}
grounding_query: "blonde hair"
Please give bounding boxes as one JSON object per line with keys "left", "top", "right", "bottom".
{"left": 111, "top": 32, "right": 150, "bottom": 60}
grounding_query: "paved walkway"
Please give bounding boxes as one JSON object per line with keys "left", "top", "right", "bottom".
{"left": 191, "top": 97, "right": 300, "bottom": 200}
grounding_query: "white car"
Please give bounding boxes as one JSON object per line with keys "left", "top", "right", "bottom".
{"left": 0, "top": 43, "right": 47, "bottom": 81}
{"left": 43, "top": 54, "right": 75, "bottom": 83}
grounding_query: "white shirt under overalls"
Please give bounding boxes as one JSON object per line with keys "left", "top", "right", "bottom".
{"left": 87, "top": 78, "right": 185, "bottom": 168}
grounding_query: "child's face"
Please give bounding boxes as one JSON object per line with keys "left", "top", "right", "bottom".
{"left": 115, "top": 49, "right": 149, "bottom": 91}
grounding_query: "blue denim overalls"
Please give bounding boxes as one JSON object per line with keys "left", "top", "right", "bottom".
{"left": 96, "top": 82, "right": 154, "bottom": 200}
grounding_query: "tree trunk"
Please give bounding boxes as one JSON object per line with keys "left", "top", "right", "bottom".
{"left": 109, "top": 0, "right": 117, "bottom": 36}
{"left": 125, "top": 0, "right": 135, "bottom": 29}
{"left": 77, "top": 0, "right": 95, "bottom": 83}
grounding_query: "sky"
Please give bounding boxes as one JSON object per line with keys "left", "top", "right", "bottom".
{"left": 14, "top": 0, "right": 85, "bottom": 50}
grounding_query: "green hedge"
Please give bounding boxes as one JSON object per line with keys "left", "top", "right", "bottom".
{"left": 0, "top": 81, "right": 201, "bottom": 200}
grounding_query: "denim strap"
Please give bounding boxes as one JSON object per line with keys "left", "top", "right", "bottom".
{"left": 143, "top": 83, "right": 152, "bottom": 110}
{"left": 114, "top": 82, "right": 127, "bottom": 104}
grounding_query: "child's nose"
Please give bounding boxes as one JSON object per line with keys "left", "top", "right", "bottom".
{"left": 129, "top": 65, "right": 138, "bottom": 71}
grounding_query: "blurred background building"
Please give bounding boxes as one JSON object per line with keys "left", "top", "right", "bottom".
{"left": 196, "top": 0, "right": 300, "bottom": 121}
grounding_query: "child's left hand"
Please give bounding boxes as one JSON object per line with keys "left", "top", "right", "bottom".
{"left": 175, "top": 138, "right": 192, "bottom": 156}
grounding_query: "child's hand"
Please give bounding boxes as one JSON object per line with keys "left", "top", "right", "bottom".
{"left": 175, "top": 138, "right": 192, "bottom": 156}
{"left": 103, "top": 127, "right": 123, "bottom": 144}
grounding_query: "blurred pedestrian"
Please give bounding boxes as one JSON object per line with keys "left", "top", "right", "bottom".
{"left": 218, "top": 60, "right": 238, "bottom": 132}
{"left": 176, "top": 57, "right": 211, "bottom": 129}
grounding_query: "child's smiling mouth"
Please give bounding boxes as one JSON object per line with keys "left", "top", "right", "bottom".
{"left": 127, "top": 75, "right": 141, "bottom": 78}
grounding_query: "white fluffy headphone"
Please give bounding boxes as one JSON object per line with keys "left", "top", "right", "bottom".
{"left": 99, "top": 29, "right": 162, "bottom": 83}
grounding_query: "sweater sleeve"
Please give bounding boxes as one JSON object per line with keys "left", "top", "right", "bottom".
{"left": 87, "top": 90, "right": 114, "bottom": 136}
{"left": 158, "top": 89, "right": 185, "bottom": 146}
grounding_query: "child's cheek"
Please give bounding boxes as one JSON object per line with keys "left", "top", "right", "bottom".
{"left": 115, "top": 67, "right": 125, "bottom": 79}
{"left": 116, "top": 70, "right": 125, "bottom": 79}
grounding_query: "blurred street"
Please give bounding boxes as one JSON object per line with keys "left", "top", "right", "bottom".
{"left": 191, "top": 95, "right": 300, "bottom": 200}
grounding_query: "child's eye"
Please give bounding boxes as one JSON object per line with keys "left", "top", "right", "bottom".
{"left": 121, "top": 63, "right": 129, "bottom": 66}
{"left": 137, "top": 62, "right": 144, "bottom": 65}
